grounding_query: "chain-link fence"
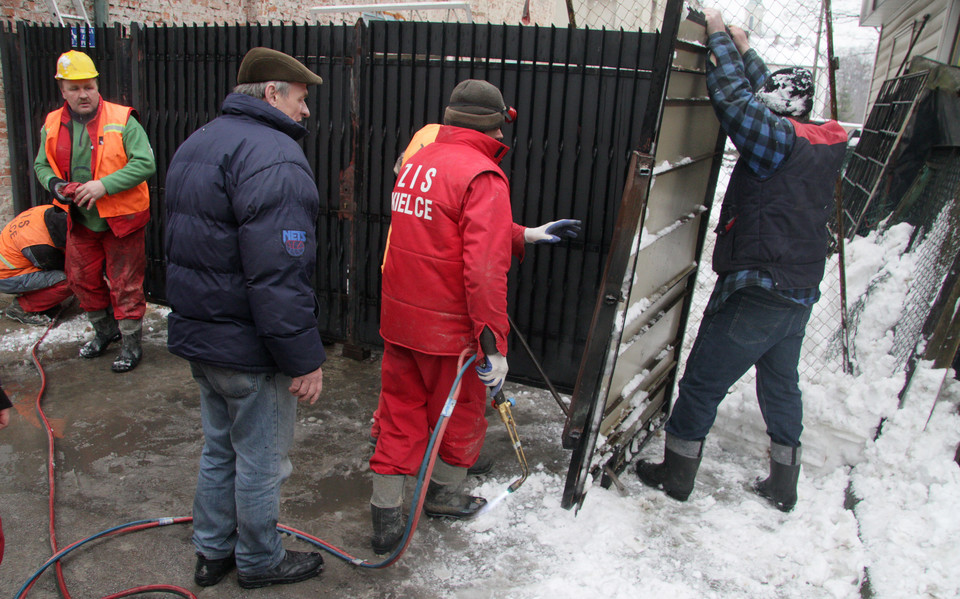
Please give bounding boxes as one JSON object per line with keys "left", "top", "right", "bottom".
{"left": 579, "top": 0, "right": 858, "bottom": 380}
{"left": 590, "top": 0, "right": 852, "bottom": 380}
{"left": 852, "top": 148, "right": 960, "bottom": 372}
{"left": 574, "top": 0, "right": 837, "bottom": 119}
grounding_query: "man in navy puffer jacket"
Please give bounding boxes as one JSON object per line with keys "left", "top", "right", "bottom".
{"left": 165, "top": 48, "right": 326, "bottom": 590}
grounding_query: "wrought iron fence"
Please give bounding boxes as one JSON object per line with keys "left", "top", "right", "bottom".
{"left": 0, "top": 20, "right": 666, "bottom": 391}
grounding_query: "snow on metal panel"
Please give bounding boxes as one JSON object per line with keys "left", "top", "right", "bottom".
{"left": 561, "top": 7, "right": 726, "bottom": 510}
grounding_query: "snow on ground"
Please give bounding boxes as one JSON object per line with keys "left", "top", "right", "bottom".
{"left": 6, "top": 220, "right": 956, "bottom": 598}
{"left": 5, "top": 206, "right": 956, "bottom": 599}
{"left": 445, "top": 216, "right": 959, "bottom": 598}
{"left": 3, "top": 230, "right": 957, "bottom": 598}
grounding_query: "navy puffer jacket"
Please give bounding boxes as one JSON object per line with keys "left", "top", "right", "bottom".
{"left": 164, "top": 93, "right": 326, "bottom": 376}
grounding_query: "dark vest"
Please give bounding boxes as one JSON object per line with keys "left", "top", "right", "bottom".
{"left": 713, "top": 119, "right": 848, "bottom": 289}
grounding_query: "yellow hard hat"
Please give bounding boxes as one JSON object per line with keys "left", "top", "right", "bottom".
{"left": 55, "top": 50, "right": 99, "bottom": 80}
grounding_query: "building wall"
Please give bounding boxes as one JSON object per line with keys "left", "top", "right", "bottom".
{"left": 866, "top": 0, "right": 953, "bottom": 107}
{"left": 0, "top": 0, "right": 568, "bottom": 221}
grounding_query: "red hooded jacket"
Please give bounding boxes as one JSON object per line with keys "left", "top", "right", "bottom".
{"left": 380, "top": 126, "right": 513, "bottom": 358}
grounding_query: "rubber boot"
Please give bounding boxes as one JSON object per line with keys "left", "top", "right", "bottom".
{"left": 753, "top": 442, "right": 801, "bottom": 512}
{"left": 79, "top": 310, "right": 121, "bottom": 359}
{"left": 371, "top": 505, "right": 405, "bottom": 555}
{"left": 422, "top": 459, "right": 486, "bottom": 519}
{"left": 112, "top": 320, "right": 143, "bottom": 373}
{"left": 371, "top": 473, "right": 406, "bottom": 555}
{"left": 467, "top": 449, "right": 495, "bottom": 476}
{"left": 635, "top": 433, "right": 703, "bottom": 502}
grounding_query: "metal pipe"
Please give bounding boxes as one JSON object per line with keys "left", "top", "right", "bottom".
{"left": 309, "top": 2, "right": 473, "bottom": 22}
{"left": 508, "top": 313, "right": 570, "bottom": 416}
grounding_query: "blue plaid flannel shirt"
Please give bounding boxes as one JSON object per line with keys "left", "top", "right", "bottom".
{"left": 705, "top": 32, "right": 818, "bottom": 312}
{"left": 706, "top": 271, "right": 821, "bottom": 314}
{"left": 706, "top": 32, "right": 796, "bottom": 178}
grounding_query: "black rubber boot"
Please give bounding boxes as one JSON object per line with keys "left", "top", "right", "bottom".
{"left": 79, "top": 312, "right": 121, "bottom": 359}
{"left": 112, "top": 324, "right": 142, "bottom": 373}
{"left": 467, "top": 451, "right": 495, "bottom": 476}
{"left": 423, "top": 480, "right": 487, "bottom": 519}
{"left": 636, "top": 435, "right": 703, "bottom": 502}
{"left": 753, "top": 443, "right": 801, "bottom": 512}
{"left": 371, "top": 504, "right": 405, "bottom": 555}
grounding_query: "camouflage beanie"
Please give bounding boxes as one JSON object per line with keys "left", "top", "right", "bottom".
{"left": 756, "top": 67, "right": 813, "bottom": 118}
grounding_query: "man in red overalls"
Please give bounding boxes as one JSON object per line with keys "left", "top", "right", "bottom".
{"left": 34, "top": 50, "right": 156, "bottom": 372}
{"left": 369, "top": 80, "right": 517, "bottom": 554}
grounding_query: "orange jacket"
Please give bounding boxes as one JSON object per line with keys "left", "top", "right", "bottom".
{"left": 43, "top": 100, "right": 150, "bottom": 228}
{"left": 0, "top": 205, "right": 59, "bottom": 279}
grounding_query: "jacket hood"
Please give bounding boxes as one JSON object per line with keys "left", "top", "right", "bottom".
{"left": 221, "top": 92, "right": 308, "bottom": 141}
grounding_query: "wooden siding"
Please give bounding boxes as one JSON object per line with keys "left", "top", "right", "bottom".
{"left": 868, "top": 0, "right": 952, "bottom": 107}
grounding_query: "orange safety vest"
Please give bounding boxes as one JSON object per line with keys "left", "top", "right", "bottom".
{"left": 0, "top": 205, "right": 58, "bottom": 279}
{"left": 43, "top": 100, "right": 150, "bottom": 219}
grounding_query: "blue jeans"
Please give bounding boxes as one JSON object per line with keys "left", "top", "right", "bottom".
{"left": 666, "top": 286, "right": 812, "bottom": 448}
{"left": 189, "top": 362, "right": 296, "bottom": 573}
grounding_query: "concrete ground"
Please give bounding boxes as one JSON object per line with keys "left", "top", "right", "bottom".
{"left": 0, "top": 298, "right": 571, "bottom": 598}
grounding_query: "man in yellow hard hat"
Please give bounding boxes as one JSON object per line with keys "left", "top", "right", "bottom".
{"left": 34, "top": 49, "right": 156, "bottom": 373}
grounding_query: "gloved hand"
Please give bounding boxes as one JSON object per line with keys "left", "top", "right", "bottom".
{"left": 524, "top": 219, "right": 582, "bottom": 244}
{"left": 476, "top": 352, "right": 508, "bottom": 396}
{"left": 50, "top": 178, "right": 68, "bottom": 202}
{"left": 60, "top": 182, "right": 82, "bottom": 200}
{"left": 52, "top": 179, "right": 82, "bottom": 202}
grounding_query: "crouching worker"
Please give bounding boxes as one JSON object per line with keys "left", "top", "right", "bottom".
{"left": 370, "top": 79, "right": 519, "bottom": 554}
{"left": 1, "top": 205, "right": 72, "bottom": 325}
{"left": 636, "top": 9, "right": 847, "bottom": 512}
{"left": 165, "top": 48, "right": 327, "bottom": 588}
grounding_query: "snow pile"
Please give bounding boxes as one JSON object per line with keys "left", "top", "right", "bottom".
{"left": 434, "top": 218, "right": 959, "bottom": 599}
{"left": 851, "top": 364, "right": 960, "bottom": 598}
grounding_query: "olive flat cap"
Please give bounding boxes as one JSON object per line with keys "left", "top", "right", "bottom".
{"left": 237, "top": 47, "right": 323, "bottom": 85}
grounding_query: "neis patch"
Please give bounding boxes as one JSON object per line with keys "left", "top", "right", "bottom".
{"left": 283, "top": 230, "right": 307, "bottom": 257}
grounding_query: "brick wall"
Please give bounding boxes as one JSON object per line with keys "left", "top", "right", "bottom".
{"left": 0, "top": 0, "right": 567, "bottom": 221}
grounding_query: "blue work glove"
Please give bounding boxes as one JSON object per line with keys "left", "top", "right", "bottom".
{"left": 476, "top": 352, "right": 508, "bottom": 396}
{"left": 524, "top": 219, "right": 582, "bottom": 244}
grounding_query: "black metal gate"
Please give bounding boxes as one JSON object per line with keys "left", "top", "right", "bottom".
{"left": 1, "top": 20, "right": 664, "bottom": 391}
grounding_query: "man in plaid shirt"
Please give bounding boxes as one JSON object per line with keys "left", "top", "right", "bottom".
{"left": 636, "top": 8, "right": 848, "bottom": 512}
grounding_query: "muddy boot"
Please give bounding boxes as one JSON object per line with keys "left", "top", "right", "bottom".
{"left": 112, "top": 319, "right": 143, "bottom": 373}
{"left": 753, "top": 442, "right": 801, "bottom": 512}
{"left": 423, "top": 459, "right": 486, "bottom": 519}
{"left": 635, "top": 433, "right": 703, "bottom": 502}
{"left": 467, "top": 450, "right": 495, "bottom": 476}
{"left": 5, "top": 301, "right": 52, "bottom": 326}
{"left": 371, "top": 505, "right": 405, "bottom": 555}
{"left": 371, "top": 473, "right": 406, "bottom": 555}
{"left": 79, "top": 310, "right": 121, "bottom": 358}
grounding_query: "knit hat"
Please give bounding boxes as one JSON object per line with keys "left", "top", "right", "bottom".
{"left": 237, "top": 47, "right": 323, "bottom": 85}
{"left": 756, "top": 67, "right": 813, "bottom": 118}
{"left": 443, "top": 79, "right": 509, "bottom": 132}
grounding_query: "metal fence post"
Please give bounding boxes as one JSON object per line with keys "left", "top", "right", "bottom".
{"left": 341, "top": 20, "right": 371, "bottom": 361}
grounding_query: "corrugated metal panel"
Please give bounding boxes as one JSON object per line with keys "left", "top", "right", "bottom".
{"left": 561, "top": 6, "right": 727, "bottom": 510}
